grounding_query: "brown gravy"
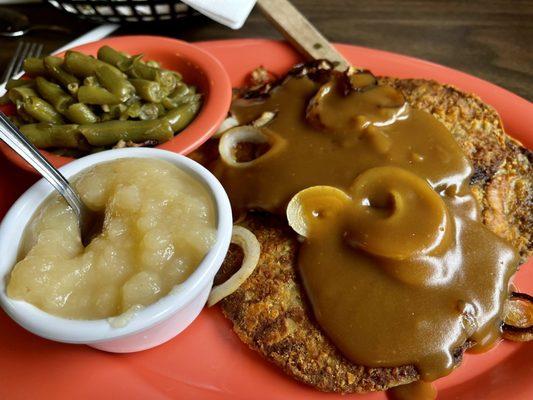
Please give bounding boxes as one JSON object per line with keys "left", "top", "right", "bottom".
{"left": 213, "top": 67, "right": 518, "bottom": 382}
{"left": 387, "top": 381, "right": 437, "bottom": 400}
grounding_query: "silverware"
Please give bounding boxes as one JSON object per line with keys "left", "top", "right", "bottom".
{"left": 1, "top": 41, "right": 43, "bottom": 83}
{"left": 0, "top": 7, "right": 70, "bottom": 38}
{"left": 0, "top": 112, "right": 104, "bottom": 246}
{"left": 257, "top": 0, "right": 350, "bottom": 70}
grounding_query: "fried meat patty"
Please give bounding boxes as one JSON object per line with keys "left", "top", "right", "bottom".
{"left": 208, "top": 78, "right": 532, "bottom": 393}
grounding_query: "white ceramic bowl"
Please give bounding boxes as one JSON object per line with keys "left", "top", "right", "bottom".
{"left": 0, "top": 148, "right": 232, "bottom": 353}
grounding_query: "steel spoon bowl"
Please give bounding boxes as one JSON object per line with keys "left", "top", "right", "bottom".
{"left": 0, "top": 111, "right": 102, "bottom": 245}
{"left": 0, "top": 7, "right": 70, "bottom": 37}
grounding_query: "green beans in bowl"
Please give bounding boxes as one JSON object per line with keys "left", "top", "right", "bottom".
{"left": 0, "top": 36, "right": 232, "bottom": 170}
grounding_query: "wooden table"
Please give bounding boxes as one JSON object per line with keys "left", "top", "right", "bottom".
{"left": 0, "top": 0, "right": 532, "bottom": 101}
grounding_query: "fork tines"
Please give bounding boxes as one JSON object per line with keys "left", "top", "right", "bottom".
{"left": 2, "top": 41, "right": 44, "bottom": 84}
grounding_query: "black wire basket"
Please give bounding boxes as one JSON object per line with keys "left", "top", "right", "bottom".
{"left": 45, "top": 0, "right": 198, "bottom": 24}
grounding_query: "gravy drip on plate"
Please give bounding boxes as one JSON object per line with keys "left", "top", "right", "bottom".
{"left": 387, "top": 381, "right": 437, "bottom": 400}
{"left": 214, "top": 65, "right": 518, "bottom": 381}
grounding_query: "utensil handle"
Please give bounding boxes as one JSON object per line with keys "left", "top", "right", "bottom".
{"left": 257, "top": 0, "right": 350, "bottom": 70}
{"left": 0, "top": 112, "right": 83, "bottom": 216}
{"left": 53, "top": 24, "right": 119, "bottom": 55}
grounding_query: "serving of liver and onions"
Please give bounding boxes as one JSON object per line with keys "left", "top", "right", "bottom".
{"left": 213, "top": 62, "right": 519, "bottom": 382}
{"left": 7, "top": 158, "right": 216, "bottom": 320}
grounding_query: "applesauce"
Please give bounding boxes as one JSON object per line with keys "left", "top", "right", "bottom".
{"left": 7, "top": 158, "right": 217, "bottom": 320}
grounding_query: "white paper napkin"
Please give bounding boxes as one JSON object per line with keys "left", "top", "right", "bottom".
{"left": 181, "top": 0, "right": 257, "bottom": 29}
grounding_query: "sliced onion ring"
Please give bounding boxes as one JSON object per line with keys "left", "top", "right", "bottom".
{"left": 287, "top": 185, "right": 351, "bottom": 237}
{"left": 219, "top": 125, "right": 268, "bottom": 168}
{"left": 219, "top": 125, "right": 285, "bottom": 168}
{"left": 252, "top": 111, "right": 276, "bottom": 127}
{"left": 213, "top": 115, "right": 239, "bottom": 139}
{"left": 502, "top": 292, "right": 533, "bottom": 342}
{"left": 208, "top": 226, "right": 261, "bottom": 307}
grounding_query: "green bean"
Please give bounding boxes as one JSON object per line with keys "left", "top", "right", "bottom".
{"left": 43, "top": 56, "right": 63, "bottom": 67}
{"left": 23, "top": 58, "right": 47, "bottom": 76}
{"left": 54, "top": 148, "right": 88, "bottom": 157}
{"left": 35, "top": 77, "right": 74, "bottom": 112}
{"left": 43, "top": 56, "right": 79, "bottom": 92}
{"left": 77, "top": 85, "right": 121, "bottom": 105}
{"left": 156, "top": 70, "right": 178, "bottom": 94}
{"left": 146, "top": 60, "right": 160, "bottom": 68}
{"left": 162, "top": 94, "right": 194, "bottom": 110}
{"left": 101, "top": 103, "right": 127, "bottom": 116}
{"left": 98, "top": 46, "right": 177, "bottom": 94}
{"left": 170, "top": 82, "right": 192, "bottom": 99}
{"left": 8, "top": 86, "right": 37, "bottom": 103}
{"left": 155, "top": 103, "right": 166, "bottom": 117}
{"left": 161, "top": 97, "right": 176, "bottom": 110}
{"left": 129, "top": 60, "right": 160, "bottom": 80}
{"left": 79, "top": 119, "right": 174, "bottom": 146}
{"left": 64, "top": 51, "right": 106, "bottom": 78}
{"left": 163, "top": 101, "right": 201, "bottom": 132}
{"left": 97, "top": 45, "right": 132, "bottom": 71}
{"left": 83, "top": 76, "right": 100, "bottom": 87}
{"left": 130, "top": 79, "right": 164, "bottom": 103}
{"left": 23, "top": 96, "right": 64, "bottom": 124}
{"left": 64, "top": 103, "right": 99, "bottom": 124}
{"left": 20, "top": 123, "right": 81, "bottom": 148}
{"left": 162, "top": 82, "right": 197, "bottom": 108}
{"left": 15, "top": 100, "right": 35, "bottom": 123}
{"left": 123, "top": 102, "right": 141, "bottom": 119}
{"left": 95, "top": 64, "right": 134, "bottom": 102}
{"left": 188, "top": 93, "right": 202, "bottom": 105}
{"left": 171, "top": 70, "right": 183, "bottom": 81}
{"left": 100, "top": 112, "right": 114, "bottom": 122}
{"left": 6, "top": 78, "right": 34, "bottom": 90}
{"left": 129, "top": 59, "right": 177, "bottom": 93}
{"left": 139, "top": 103, "right": 160, "bottom": 120}
{"left": 67, "top": 83, "right": 79, "bottom": 95}
{"left": 162, "top": 90, "right": 200, "bottom": 110}
{"left": 124, "top": 94, "right": 140, "bottom": 106}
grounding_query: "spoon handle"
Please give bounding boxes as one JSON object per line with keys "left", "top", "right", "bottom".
{"left": 257, "top": 0, "right": 350, "bottom": 70}
{"left": 0, "top": 112, "right": 83, "bottom": 216}
{"left": 27, "top": 25, "right": 72, "bottom": 35}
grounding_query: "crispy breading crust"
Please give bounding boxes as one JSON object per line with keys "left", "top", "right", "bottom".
{"left": 216, "top": 214, "right": 421, "bottom": 393}
{"left": 208, "top": 78, "right": 532, "bottom": 393}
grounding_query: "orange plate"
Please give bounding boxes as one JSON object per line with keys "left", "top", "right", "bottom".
{"left": 0, "top": 39, "right": 532, "bottom": 400}
{"left": 0, "top": 36, "right": 232, "bottom": 172}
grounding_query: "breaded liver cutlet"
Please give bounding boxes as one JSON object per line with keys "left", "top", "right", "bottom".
{"left": 202, "top": 77, "right": 532, "bottom": 393}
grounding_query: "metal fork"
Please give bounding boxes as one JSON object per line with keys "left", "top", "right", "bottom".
{"left": 1, "top": 41, "right": 44, "bottom": 84}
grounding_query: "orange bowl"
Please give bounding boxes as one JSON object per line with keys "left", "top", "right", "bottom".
{"left": 0, "top": 35, "right": 232, "bottom": 172}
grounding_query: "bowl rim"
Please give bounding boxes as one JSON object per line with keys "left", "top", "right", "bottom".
{"left": 0, "top": 35, "right": 232, "bottom": 172}
{"left": 0, "top": 148, "right": 233, "bottom": 343}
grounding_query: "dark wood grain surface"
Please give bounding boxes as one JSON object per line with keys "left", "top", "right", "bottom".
{"left": 0, "top": 0, "right": 532, "bottom": 100}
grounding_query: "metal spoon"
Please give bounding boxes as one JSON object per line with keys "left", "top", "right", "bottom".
{"left": 0, "top": 7, "right": 71, "bottom": 37}
{"left": 0, "top": 112, "right": 103, "bottom": 246}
